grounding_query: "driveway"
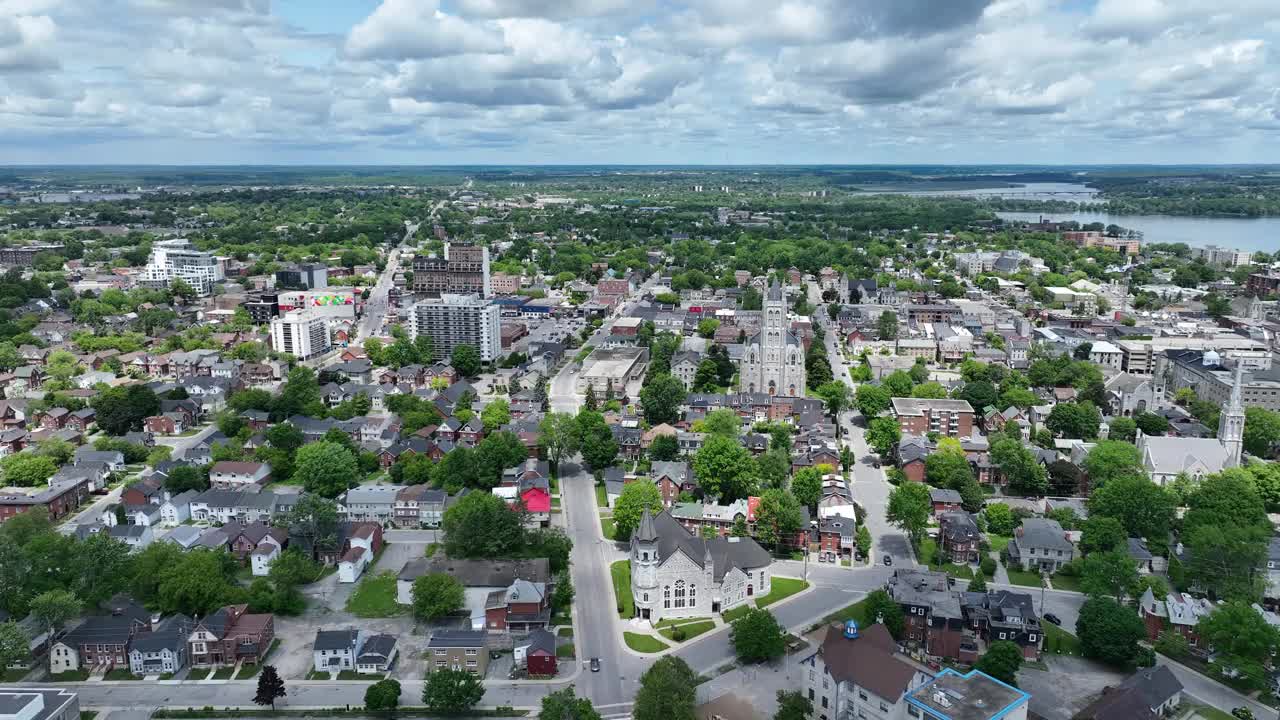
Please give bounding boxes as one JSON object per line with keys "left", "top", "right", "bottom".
{"left": 1019, "top": 655, "right": 1124, "bottom": 720}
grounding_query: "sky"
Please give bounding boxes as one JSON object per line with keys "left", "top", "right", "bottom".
{"left": 1, "top": 0, "right": 1279, "bottom": 165}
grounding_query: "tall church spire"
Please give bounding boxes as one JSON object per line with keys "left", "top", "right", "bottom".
{"left": 1219, "top": 362, "right": 1246, "bottom": 468}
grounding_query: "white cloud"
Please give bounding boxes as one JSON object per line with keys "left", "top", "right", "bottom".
{"left": 345, "top": 0, "right": 504, "bottom": 60}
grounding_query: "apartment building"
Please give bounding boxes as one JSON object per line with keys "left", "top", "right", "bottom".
{"left": 891, "top": 398, "right": 975, "bottom": 438}
{"left": 1193, "top": 245, "right": 1253, "bottom": 268}
{"left": 411, "top": 243, "right": 491, "bottom": 298}
{"left": 270, "top": 309, "right": 330, "bottom": 360}
{"left": 409, "top": 294, "right": 501, "bottom": 363}
{"left": 138, "top": 239, "right": 223, "bottom": 296}
{"left": 276, "top": 263, "right": 328, "bottom": 290}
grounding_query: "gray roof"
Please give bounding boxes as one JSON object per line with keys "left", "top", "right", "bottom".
{"left": 314, "top": 628, "right": 360, "bottom": 652}
{"left": 130, "top": 615, "right": 191, "bottom": 653}
{"left": 1015, "top": 518, "right": 1073, "bottom": 552}
{"left": 357, "top": 634, "right": 397, "bottom": 663}
{"left": 427, "top": 630, "right": 487, "bottom": 649}
{"left": 1117, "top": 665, "right": 1183, "bottom": 708}
{"left": 633, "top": 510, "right": 771, "bottom": 581}
{"left": 398, "top": 556, "right": 551, "bottom": 587}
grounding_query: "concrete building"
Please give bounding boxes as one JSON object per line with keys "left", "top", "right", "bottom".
{"left": 0, "top": 688, "right": 81, "bottom": 720}
{"left": 1162, "top": 349, "right": 1280, "bottom": 412}
{"left": 425, "top": 631, "right": 489, "bottom": 675}
{"left": 1193, "top": 245, "right": 1253, "bottom": 268}
{"left": 409, "top": 294, "right": 501, "bottom": 363}
{"left": 276, "top": 263, "right": 328, "bottom": 290}
{"left": 1119, "top": 336, "right": 1267, "bottom": 375}
{"left": 906, "top": 669, "right": 1030, "bottom": 720}
{"left": 270, "top": 310, "right": 330, "bottom": 360}
{"left": 277, "top": 288, "right": 358, "bottom": 321}
{"left": 1088, "top": 340, "right": 1123, "bottom": 370}
{"left": 411, "top": 243, "right": 491, "bottom": 298}
{"left": 138, "top": 239, "right": 223, "bottom": 296}
{"left": 577, "top": 347, "right": 649, "bottom": 393}
{"left": 891, "top": 398, "right": 975, "bottom": 438}
{"left": 0, "top": 244, "right": 65, "bottom": 267}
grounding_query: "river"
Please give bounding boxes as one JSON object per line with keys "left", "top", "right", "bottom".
{"left": 996, "top": 210, "right": 1280, "bottom": 253}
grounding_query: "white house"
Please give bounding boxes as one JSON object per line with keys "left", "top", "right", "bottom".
{"left": 338, "top": 524, "right": 380, "bottom": 583}
{"left": 312, "top": 628, "right": 364, "bottom": 673}
{"left": 159, "top": 490, "right": 196, "bottom": 526}
{"left": 798, "top": 621, "right": 932, "bottom": 720}
{"left": 208, "top": 461, "right": 271, "bottom": 490}
{"left": 127, "top": 615, "right": 190, "bottom": 676}
{"left": 251, "top": 543, "right": 280, "bottom": 577}
{"left": 354, "top": 634, "right": 398, "bottom": 674}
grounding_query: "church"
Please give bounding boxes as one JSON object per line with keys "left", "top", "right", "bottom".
{"left": 739, "top": 280, "right": 806, "bottom": 397}
{"left": 629, "top": 509, "right": 772, "bottom": 624}
{"left": 1137, "top": 362, "right": 1246, "bottom": 485}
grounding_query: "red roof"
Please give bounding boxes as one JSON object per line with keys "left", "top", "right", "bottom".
{"left": 520, "top": 487, "right": 551, "bottom": 513}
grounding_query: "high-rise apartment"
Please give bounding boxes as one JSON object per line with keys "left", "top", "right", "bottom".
{"left": 270, "top": 309, "right": 330, "bottom": 360}
{"left": 409, "top": 294, "right": 500, "bottom": 363}
{"left": 411, "top": 243, "right": 490, "bottom": 298}
{"left": 138, "top": 238, "right": 223, "bottom": 296}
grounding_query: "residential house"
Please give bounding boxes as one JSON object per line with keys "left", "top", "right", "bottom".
{"left": 394, "top": 485, "right": 447, "bottom": 528}
{"left": 937, "top": 512, "right": 981, "bottom": 565}
{"left": 127, "top": 614, "right": 191, "bottom": 676}
{"left": 251, "top": 543, "right": 280, "bottom": 577}
{"left": 651, "top": 461, "right": 697, "bottom": 507}
{"left": 1077, "top": 666, "right": 1183, "bottom": 720}
{"left": 396, "top": 557, "right": 552, "bottom": 626}
{"left": 186, "top": 604, "right": 275, "bottom": 668}
{"left": 1139, "top": 589, "right": 1213, "bottom": 648}
{"left": 338, "top": 523, "right": 384, "bottom": 583}
{"left": 339, "top": 485, "right": 400, "bottom": 525}
{"left": 355, "top": 634, "right": 398, "bottom": 674}
{"left": 208, "top": 461, "right": 271, "bottom": 490}
{"left": 49, "top": 598, "right": 151, "bottom": 674}
{"left": 425, "top": 631, "right": 489, "bottom": 675}
{"left": 1007, "top": 518, "right": 1075, "bottom": 573}
{"left": 312, "top": 628, "right": 364, "bottom": 674}
{"left": 798, "top": 622, "right": 932, "bottom": 720}
{"left": 962, "top": 590, "right": 1044, "bottom": 661}
{"left": 816, "top": 515, "right": 856, "bottom": 562}
{"left": 225, "top": 521, "right": 287, "bottom": 561}
{"left": 929, "top": 488, "right": 963, "bottom": 516}
{"left": 519, "top": 629, "right": 557, "bottom": 677}
{"left": 887, "top": 568, "right": 976, "bottom": 663}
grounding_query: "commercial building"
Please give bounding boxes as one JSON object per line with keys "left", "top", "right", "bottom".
{"left": 797, "top": 622, "right": 932, "bottom": 720}
{"left": 0, "top": 688, "right": 81, "bottom": 720}
{"left": 409, "top": 294, "right": 501, "bottom": 363}
{"left": 1062, "top": 230, "right": 1140, "bottom": 256}
{"left": 270, "top": 309, "right": 331, "bottom": 360}
{"left": 244, "top": 292, "right": 280, "bottom": 324}
{"left": 411, "top": 243, "right": 491, "bottom": 298}
{"left": 577, "top": 347, "right": 649, "bottom": 393}
{"left": 891, "top": 398, "right": 975, "bottom": 438}
{"left": 0, "top": 244, "right": 65, "bottom": 267}
{"left": 277, "top": 288, "right": 358, "bottom": 320}
{"left": 137, "top": 238, "right": 223, "bottom": 296}
{"left": 1162, "top": 349, "right": 1280, "bottom": 411}
{"left": 1118, "top": 336, "right": 1267, "bottom": 375}
{"left": 906, "top": 669, "right": 1030, "bottom": 720}
{"left": 276, "top": 263, "right": 328, "bottom": 290}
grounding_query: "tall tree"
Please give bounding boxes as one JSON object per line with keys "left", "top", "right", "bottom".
{"left": 422, "top": 667, "right": 484, "bottom": 714}
{"left": 693, "top": 434, "right": 758, "bottom": 502}
{"left": 855, "top": 384, "right": 892, "bottom": 418}
{"left": 411, "top": 574, "right": 465, "bottom": 620}
{"left": 293, "top": 441, "right": 359, "bottom": 498}
{"left": 1077, "top": 597, "right": 1147, "bottom": 669}
{"left": 1080, "top": 551, "right": 1140, "bottom": 601}
{"left": 577, "top": 409, "right": 618, "bottom": 474}
{"left": 284, "top": 495, "right": 341, "bottom": 562}
{"left": 1082, "top": 441, "right": 1144, "bottom": 488}
{"left": 539, "top": 688, "right": 602, "bottom": 720}
{"left": 730, "top": 608, "right": 786, "bottom": 663}
{"left": 538, "top": 412, "right": 581, "bottom": 473}
{"left": 974, "top": 641, "right": 1023, "bottom": 687}
{"left": 254, "top": 665, "right": 287, "bottom": 710}
{"left": 790, "top": 466, "right": 823, "bottom": 509}
{"left": 887, "top": 482, "right": 932, "bottom": 545}
{"left": 1088, "top": 475, "right": 1176, "bottom": 541}
{"left": 925, "top": 442, "right": 973, "bottom": 490}
{"left": 441, "top": 492, "right": 525, "bottom": 559}
{"left": 0, "top": 621, "right": 28, "bottom": 670}
{"left": 774, "top": 691, "right": 813, "bottom": 720}
{"left": 639, "top": 374, "right": 686, "bottom": 426}
{"left": 29, "top": 589, "right": 81, "bottom": 642}
{"left": 753, "top": 489, "right": 803, "bottom": 548}
{"left": 613, "top": 482, "right": 663, "bottom": 541}
{"left": 990, "top": 438, "right": 1048, "bottom": 496}
{"left": 634, "top": 656, "right": 698, "bottom": 720}
{"left": 450, "top": 344, "right": 482, "bottom": 378}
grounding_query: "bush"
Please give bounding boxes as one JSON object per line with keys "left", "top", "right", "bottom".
{"left": 886, "top": 468, "right": 906, "bottom": 486}
{"left": 672, "top": 627, "right": 686, "bottom": 641}
{"left": 980, "top": 557, "right": 997, "bottom": 577}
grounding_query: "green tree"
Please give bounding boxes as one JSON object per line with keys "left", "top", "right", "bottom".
{"left": 634, "top": 656, "right": 698, "bottom": 720}
{"left": 293, "top": 441, "right": 359, "bottom": 498}
{"left": 692, "top": 359, "right": 721, "bottom": 392}
{"left": 365, "top": 679, "right": 403, "bottom": 711}
{"left": 254, "top": 665, "right": 286, "bottom": 710}
{"left": 975, "top": 640, "right": 1023, "bottom": 687}
{"left": 700, "top": 409, "right": 741, "bottom": 436}
{"left": 29, "top": 589, "right": 82, "bottom": 641}
{"left": 1198, "top": 601, "right": 1280, "bottom": 690}
{"left": 538, "top": 688, "right": 601, "bottom": 720}
{"left": 539, "top": 412, "right": 581, "bottom": 473}
{"left": 1185, "top": 523, "right": 1269, "bottom": 602}
{"left": 1045, "top": 402, "right": 1102, "bottom": 440}
{"left": 984, "top": 503, "right": 1017, "bottom": 535}
{"left": 1088, "top": 475, "right": 1176, "bottom": 541}
{"left": 1077, "top": 597, "right": 1148, "bottom": 669}
{"left": 862, "top": 589, "right": 905, "bottom": 639}
{"left": 1083, "top": 441, "right": 1144, "bottom": 487}
{"left": 1080, "top": 551, "right": 1140, "bottom": 601}
{"left": 411, "top": 574, "right": 465, "bottom": 620}
{"left": 442, "top": 492, "right": 525, "bottom": 559}
{"left": 773, "top": 690, "right": 813, "bottom": 720}
{"left": 883, "top": 370, "right": 914, "bottom": 398}
{"left": 649, "top": 434, "right": 680, "bottom": 461}
{"left": 422, "top": 667, "right": 484, "bottom": 714}
{"left": 957, "top": 381, "right": 999, "bottom": 412}
{"left": 1, "top": 453, "right": 58, "bottom": 487}
{"left": 577, "top": 410, "right": 618, "bottom": 474}
{"left": 1079, "top": 516, "right": 1126, "bottom": 554}
{"left": 911, "top": 382, "right": 949, "bottom": 399}
{"left": 480, "top": 398, "right": 511, "bottom": 433}
{"left": 1108, "top": 416, "right": 1137, "bottom": 443}
{"left": 877, "top": 311, "right": 898, "bottom": 340}
{"left": 163, "top": 464, "right": 208, "bottom": 494}
{"left": 1134, "top": 411, "right": 1170, "bottom": 436}
{"left": 855, "top": 384, "right": 892, "bottom": 417}
{"left": 887, "top": 482, "right": 931, "bottom": 545}
{"left": 815, "top": 381, "right": 851, "bottom": 422}
{"left": 0, "top": 620, "right": 28, "bottom": 670}
{"left": 856, "top": 525, "right": 872, "bottom": 559}
{"left": 156, "top": 549, "right": 240, "bottom": 616}
{"left": 284, "top": 495, "right": 341, "bottom": 563}
{"left": 639, "top": 374, "right": 686, "bottom": 426}
{"left": 1155, "top": 630, "right": 1190, "bottom": 659}
{"left": 613, "top": 482, "right": 664, "bottom": 541}
{"left": 730, "top": 607, "right": 786, "bottom": 663}
{"left": 967, "top": 571, "right": 987, "bottom": 592}
{"left": 450, "top": 345, "right": 482, "bottom": 377}
{"left": 925, "top": 442, "right": 973, "bottom": 490}
{"left": 475, "top": 431, "right": 531, "bottom": 489}
{"left": 1244, "top": 407, "right": 1280, "bottom": 458}
{"left": 753, "top": 488, "right": 803, "bottom": 548}
{"left": 693, "top": 434, "right": 757, "bottom": 502}
{"left": 866, "top": 417, "right": 902, "bottom": 457}
{"left": 990, "top": 438, "right": 1048, "bottom": 496}
{"left": 790, "top": 466, "right": 823, "bottom": 509}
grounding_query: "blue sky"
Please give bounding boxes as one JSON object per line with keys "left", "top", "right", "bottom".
{"left": 0, "top": 0, "right": 1277, "bottom": 164}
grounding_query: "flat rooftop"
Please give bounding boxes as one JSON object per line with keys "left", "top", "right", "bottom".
{"left": 905, "top": 669, "right": 1028, "bottom": 720}
{"left": 891, "top": 397, "right": 975, "bottom": 415}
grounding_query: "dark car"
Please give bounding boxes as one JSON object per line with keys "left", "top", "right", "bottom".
{"left": 883, "top": 555, "right": 893, "bottom": 566}
{"left": 590, "top": 658, "right": 601, "bottom": 672}
{"left": 1043, "top": 613, "right": 1062, "bottom": 626}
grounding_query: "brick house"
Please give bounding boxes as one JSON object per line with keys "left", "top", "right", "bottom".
{"left": 226, "top": 521, "right": 288, "bottom": 561}
{"left": 937, "top": 511, "right": 981, "bottom": 564}
{"left": 891, "top": 398, "right": 976, "bottom": 438}
{"left": 484, "top": 578, "right": 551, "bottom": 632}
{"left": 187, "top": 604, "right": 275, "bottom": 668}
{"left": 48, "top": 597, "right": 152, "bottom": 674}
{"left": 1139, "top": 589, "right": 1212, "bottom": 649}
{"left": 930, "top": 488, "right": 963, "bottom": 516}
{"left": 522, "top": 629, "right": 557, "bottom": 676}
{"left": 887, "top": 569, "right": 976, "bottom": 663}
{"left": 144, "top": 414, "right": 185, "bottom": 435}
{"left": 651, "top": 461, "right": 696, "bottom": 508}
{"left": 65, "top": 408, "right": 96, "bottom": 432}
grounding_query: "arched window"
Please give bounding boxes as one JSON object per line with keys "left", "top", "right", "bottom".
{"left": 663, "top": 585, "right": 671, "bottom": 609}
{"left": 674, "top": 580, "right": 686, "bottom": 608}
{"left": 689, "top": 584, "right": 696, "bottom": 605}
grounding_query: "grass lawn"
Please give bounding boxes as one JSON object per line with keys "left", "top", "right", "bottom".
{"left": 49, "top": 669, "right": 91, "bottom": 682}
{"left": 601, "top": 517, "right": 616, "bottom": 541}
{"left": 305, "top": 670, "right": 330, "bottom": 680}
{"left": 1042, "top": 623, "right": 1082, "bottom": 656}
{"left": 1190, "top": 706, "right": 1238, "bottom": 720}
{"left": 755, "top": 577, "right": 809, "bottom": 608}
{"left": 103, "top": 669, "right": 139, "bottom": 681}
{"left": 822, "top": 598, "right": 870, "bottom": 626}
{"left": 80, "top": 713, "right": 98, "bottom": 720}
{"left": 185, "top": 667, "right": 212, "bottom": 680}
{"left": 595, "top": 483, "right": 608, "bottom": 508}
{"left": 658, "top": 621, "right": 716, "bottom": 642}
{"left": 1050, "top": 573, "right": 1084, "bottom": 593}
{"left": 337, "top": 670, "right": 363, "bottom": 680}
{"left": 656, "top": 616, "right": 710, "bottom": 629}
{"left": 235, "top": 661, "right": 267, "bottom": 679}
{"left": 556, "top": 644, "right": 576, "bottom": 659}
{"left": 425, "top": 542, "right": 438, "bottom": 557}
{"left": 917, "top": 538, "right": 938, "bottom": 564}
{"left": 212, "top": 667, "right": 236, "bottom": 680}
{"left": 623, "top": 632, "right": 669, "bottom": 653}
{"left": 610, "top": 560, "right": 634, "bottom": 618}
{"left": 345, "top": 571, "right": 409, "bottom": 618}
{"left": 1005, "top": 567, "right": 1044, "bottom": 588}
{"left": 557, "top": 627, "right": 574, "bottom": 638}
{"left": 551, "top": 497, "right": 561, "bottom": 509}
{"left": 942, "top": 564, "right": 975, "bottom": 580}
{"left": 988, "top": 535, "right": 1011, "bottom": 553}
{"left": 721, "top": 604, "right": 752, "bottom": 623}
{"left": 1, "top": 668, "right": 29, "bottom": 682}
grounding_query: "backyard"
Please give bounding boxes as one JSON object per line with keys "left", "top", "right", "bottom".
{"left": 345, "top": 571, "right": 408, "bottom": 618}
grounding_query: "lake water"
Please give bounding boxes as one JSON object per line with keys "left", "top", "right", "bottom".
{"left": 996, "top": 210, "right": 1280, "bottom": 253}
{"left": 906, "top": 182, "right": 1100, "bottom": 202}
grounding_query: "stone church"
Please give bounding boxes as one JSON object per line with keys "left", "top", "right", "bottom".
{"left": 739, "top": 280, "right": 806, "bottom": 397}
{"left": 629, "top": 509, "right": 773, "bottom": 624}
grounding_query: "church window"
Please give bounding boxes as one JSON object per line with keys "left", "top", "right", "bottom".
{"left": 674, "top": 580, "right": 686, "bottom": 608}
{"left": 689, "top": 584, "right": 696, "bottom": 603}
{"left": 663, "top": 585, "right": 670, "bottom": 609}
{"left": 643, "top": 593, "right": 649, "bottom": 602}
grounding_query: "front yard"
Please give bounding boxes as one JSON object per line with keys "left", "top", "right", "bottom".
{"left": 822, "top": 598, "right": 870, "bottom": 626}
{"left": 1005, "top": 566, "right": 1045, "bottom": 588}
{"left": 600, "top": 517, "right": 616, "bottom": 541}
{"left": 755, "top": 577, "right": 809, "bottom": 608}
{"left": 623, "top": 632, "right": 668, "bottom": 653}
{"left": 610, "top": 560, "right": 634, "bottom": 618}
{"left": 658, "top": 620, "right": 716, "bottom": 642}
{"left": 345, "top": 571, "right": 408, "bottom": 618}
{"left": 1042, "top": 623, "right": 1081, "bottom": 656}
{"left": 988, "top": 534, "right": 1011, "bottom": 553}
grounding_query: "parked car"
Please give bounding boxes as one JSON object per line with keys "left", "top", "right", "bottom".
{"left": 590, "top": 658, "right": 601, "bottom": 673}
{"left": 883, "top": 555, "right": 893, "bottom": 566}
{"left": 1043, "top": 613, "right": 1062, "bottom": 626}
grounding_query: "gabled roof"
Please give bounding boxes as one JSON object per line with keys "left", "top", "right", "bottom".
{"left": 634, "top": 510, "right": 771, "bottom": 581}
{"left": 314, "top": 628, "right": 360, "bottom": 652}
{"left": 813, "top": 623, "right": 918, "bottom": 702}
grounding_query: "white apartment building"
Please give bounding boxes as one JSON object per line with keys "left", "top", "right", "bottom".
{"left": 1193, "top": 245, "right": 1254, "bottom": 268}
{"left": 271, "top": 309, "right": 331, "bottom": 360}
{"left": 409, "top": 294, "right": 501, "bottom": 363}
{"left": 138, "top": 239, "right": 223, "bottom": 296}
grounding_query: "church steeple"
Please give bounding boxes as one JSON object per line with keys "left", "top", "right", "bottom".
{"left": 1219, "top": 362, "right": 1246, "bottom": 468}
